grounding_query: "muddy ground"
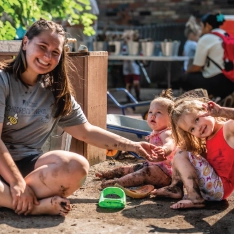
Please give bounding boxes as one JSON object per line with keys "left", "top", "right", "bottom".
{"left": 0, "top": 154, "right": 234, "bottom": 234}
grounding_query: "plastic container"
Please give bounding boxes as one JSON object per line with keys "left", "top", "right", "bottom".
{"left": 172, "top": 41, "right": 181, "bottom": 56}
{"left": 98, "top": 187, "right": 126, "bottom": 209}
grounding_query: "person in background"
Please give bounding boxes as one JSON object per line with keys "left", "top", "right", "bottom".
{"left": 123, "top": 58, "right": 142, "bottom": 102}
{"left": 96, "top": 89, "right": 176, "bottom": 189}
{"left": 183, "top": 15, "right": 201, "bottom": 71}
{"left": 0, "top": 19, "right": 159, "bottom": 217}
{"left": 180, "top": 13, "right": 234, "bottom": 100}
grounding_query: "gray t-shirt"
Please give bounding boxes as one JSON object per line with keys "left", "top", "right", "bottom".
{"left": 0, "top": 70, "right": 87, "bottom": 161}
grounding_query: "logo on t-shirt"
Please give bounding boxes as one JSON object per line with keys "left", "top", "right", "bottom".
{"left": 7, "top": 113, "right": 18, "bottom": 125}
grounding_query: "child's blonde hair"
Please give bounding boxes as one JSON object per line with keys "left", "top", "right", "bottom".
{"left": 150, "top": 88, "right": 174, "bottom": 115}
{"left": 184, "top": 15, "right": 201, "bottom": 38}
{"left": 170, "top": 97, "right": 208, "bottom": 155}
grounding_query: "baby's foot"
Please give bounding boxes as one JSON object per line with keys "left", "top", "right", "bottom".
{"left": 150, "top": 185, "right": 183, "bottom": 199}
{"left": 31, "top": 196, "right": 71, "bottom": 216}
{"left": 100, "top": 179, "right": 118, "bottom": 189}
{"left": 170, "top": 199, "right": 205, "bottom": 209}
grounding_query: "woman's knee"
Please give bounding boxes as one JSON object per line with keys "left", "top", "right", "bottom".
{"left": 37, "top": 150, "right": 89, "bottom": 179}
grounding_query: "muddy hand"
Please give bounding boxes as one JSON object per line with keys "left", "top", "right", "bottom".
{"left": 135, "top": 142, "right": 158, "bottom": 161}
{"left": 11, "top": 182, "right": 39, "bottom": 216}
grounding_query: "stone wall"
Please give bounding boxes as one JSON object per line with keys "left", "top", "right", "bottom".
{"left": 96, "top": 0, "right": 234, "bottom": 26}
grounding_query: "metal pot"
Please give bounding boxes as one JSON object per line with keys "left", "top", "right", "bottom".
{"left": 127, "top": 41, "right": 139, "bottom": 55}
{"left": 141, "top": 41, "right": 155, "bottom": 56}
{"left": 93, "top": 41, "right": 106, "bottom": 51}
{"left": 160, "top": 41, "right": 180, "bottom": 56}
{"left": 108, "top": 41, "right": 122, "bottom": 55}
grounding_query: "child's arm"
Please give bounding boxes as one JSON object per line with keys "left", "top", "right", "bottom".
{"left": 160, "top": 130, "right": 176, "bottom": 157}
{"left": 151, "top": 130, "right": 176, "bottom": 161}
{"left": 201, "top": 101, "right": 234, "bottom": 119}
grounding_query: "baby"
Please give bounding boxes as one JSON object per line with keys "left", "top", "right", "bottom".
{"left": 96, "top": 89, "right": 177, "bottom": 189}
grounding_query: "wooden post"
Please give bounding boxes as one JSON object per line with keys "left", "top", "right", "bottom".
{"left": 68, "top": 51, "right": 108, "bottom": 165}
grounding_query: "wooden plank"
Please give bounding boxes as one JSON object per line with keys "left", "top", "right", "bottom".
{"left": 68, "top": 52, "right": 108, "bottom": 165}
{"left": 85, "top": 52, "right": 108, "bottom": 165}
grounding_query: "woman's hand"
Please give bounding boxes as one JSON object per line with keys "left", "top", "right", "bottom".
{"left": 133, "top": 142, "right": 166, "bottom": 162}
{"left": 10, "top": 180, "right": 39, "bottom": 215}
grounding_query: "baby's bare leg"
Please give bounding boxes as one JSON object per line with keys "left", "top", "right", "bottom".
{"left": 96, "top": 163, "right": 143, "bottom": 179}
{"left": 101, "top": 164, "right": 171, "bottom": 188}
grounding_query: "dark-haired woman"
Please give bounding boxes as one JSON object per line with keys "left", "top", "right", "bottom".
{"left": 180, "top": 13, "right": 234, "bottom": 99}
{"left": 0, "top": 19, "right": 158, "bottom": 216}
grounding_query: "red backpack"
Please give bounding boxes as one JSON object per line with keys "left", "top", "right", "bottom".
{"left": 208, "top": 32, "right": 234, "bottom": 82}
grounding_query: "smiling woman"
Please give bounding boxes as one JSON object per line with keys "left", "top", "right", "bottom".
{"left": 22, "top": 30, "right": 64, "bottom": 85}
{"left": 0, "top": 18, "right": 159, "bottom": 217}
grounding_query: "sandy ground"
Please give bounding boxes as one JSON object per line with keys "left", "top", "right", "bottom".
{"left": 0, "top": 88, "right": 233, "bottom": 233}
{"left": 0, "top": 155, "right": 234, "bottom": 234}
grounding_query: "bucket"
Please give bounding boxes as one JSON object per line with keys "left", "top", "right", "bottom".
{"left": 93, "top": 41, "right": 106, "bottom": 51}
{"left": 160, "top": 41, "right": 174, "bottom": 56}
{"left": 141, "top": 41, "right": 155, "bottom": 56}
{"left": 108, "top": 41, "right": 122, "bottom": 55}
{"left": 160, "top": 41, "right": 180, "bottom": 56}
{"left": 127, "top": 41, "right": 139, "bottom": 55}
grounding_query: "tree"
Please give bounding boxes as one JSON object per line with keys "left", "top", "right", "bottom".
{"left": 0, "top": 0, "right": 97, "bottom": 40}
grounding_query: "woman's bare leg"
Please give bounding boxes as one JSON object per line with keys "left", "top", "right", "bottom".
{"left": 151, "top": 150, "right": 205, "bottom": 209}
{"left": 0, "top": 180, "right": 71, "bottom": 216}
{"left": 101, "top": 164, "right": 171, "bottom": 189}
{"left": 0, "top": 150, "right": 89, "bottom": 216}
{"left": 26, "top": 150, "right": 89, "bottom": 199}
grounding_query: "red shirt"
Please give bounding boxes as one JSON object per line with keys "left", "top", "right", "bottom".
{"left": 206, "top": 126, "right": 234, "bottom": 199}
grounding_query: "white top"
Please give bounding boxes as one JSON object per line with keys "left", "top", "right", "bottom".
{"left": 183, "top": 40, "right": 197, "bottom": 70}
{"left": 193, "top": 28, "right": 226, "bottom": 78}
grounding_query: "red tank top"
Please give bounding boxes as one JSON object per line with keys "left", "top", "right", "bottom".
{"left": 206, "top": 126, "right": 234, "bottom": 199}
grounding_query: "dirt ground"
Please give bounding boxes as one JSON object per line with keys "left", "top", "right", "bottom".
{"left": 0, "top": 154, "right": 234, "bottom": 234}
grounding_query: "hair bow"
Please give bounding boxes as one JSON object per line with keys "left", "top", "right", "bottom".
{"left": 217, "top": 14, "right": 224, "bottom": 22}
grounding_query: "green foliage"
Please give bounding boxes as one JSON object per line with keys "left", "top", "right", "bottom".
{"left": 0, "top": 0, "right": 96, "bottom": 40}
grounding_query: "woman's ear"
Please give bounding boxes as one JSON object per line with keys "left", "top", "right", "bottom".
{"left": 22, "top": 36, "right": 28, "bottom": 50}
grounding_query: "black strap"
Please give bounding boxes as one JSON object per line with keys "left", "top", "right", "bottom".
{"left": 207, "top": 56, "right": 222, "bottom": 71}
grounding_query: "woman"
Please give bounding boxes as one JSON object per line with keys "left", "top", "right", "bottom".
{"left": 0, "top": 19, "right": 158, "bottom": 216}
{"left": 180, "top": 13, "right": 234, "bottom": 99}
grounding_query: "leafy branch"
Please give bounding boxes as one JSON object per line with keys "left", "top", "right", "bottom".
{"left": 0, "top": 0, "right": 97, "bottom": 40}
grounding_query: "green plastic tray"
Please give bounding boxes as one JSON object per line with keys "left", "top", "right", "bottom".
{"left": 99, "top": 187, "right": 126, "bottom": 209}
